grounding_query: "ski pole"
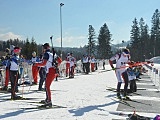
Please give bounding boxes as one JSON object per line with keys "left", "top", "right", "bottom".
{"left": 21, "top": 76, "right": 25, "bottom": 98}
{"left": 98, "top": 66, "right": 128, "bottom": 73}
{"left": 21, "top": 65, "right": 25, "bottom": 98}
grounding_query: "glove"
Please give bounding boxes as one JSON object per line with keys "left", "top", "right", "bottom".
{"left": 146, "top": 61, "right": 151, "bottom": 64}
{"left": 34, "top": 63, "right": 37, "bottom": 66}
{"left": 112, "top": 67, "right": 116, "bottom": 70}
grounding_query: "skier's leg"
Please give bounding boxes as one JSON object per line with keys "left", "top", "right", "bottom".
{"left": 122, "top": 71, "right": 129, "bottom": 97}
{"left": 115, "top": 70, "right": 123, "bottom": 98}
{"left": 10, "top": 71, "right": 19, "bottom": 99}
{"left": 38, "top": 67, "right": 46, "bottom": 90}
{"left": 130, "top": 80, "right": 134, "bottom": 93}
{"left": 10, "top": 71, "right": 15, "bottom": 98}
{"left": 3, "top": 68, "right": 9, "bottom": 90}
{"left": 82, "top": 63, "right": 85, "bottom": 73}
{"left": 32, "top": 66, "right": 38, "bottom": 84}
{"left": 117, "top": 82, "right": 122, "bottom": 98}
{"left": 45, "top": 68, "right": 56, "bottom": 101}
{"left": 133, "top": 79, "right": 137, "bottom": 92}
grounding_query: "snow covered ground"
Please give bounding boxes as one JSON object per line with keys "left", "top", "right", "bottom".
{"left": 0, "top": 65, "right": 158, "bottom": 120}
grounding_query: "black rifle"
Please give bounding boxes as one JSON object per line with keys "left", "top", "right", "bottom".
{"left": 50, "top": 36, "right": 57, "bottom": 67}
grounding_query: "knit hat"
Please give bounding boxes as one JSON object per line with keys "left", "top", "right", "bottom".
{"left": 123, "top": 48, "right": 130, "bottom": 55}
{"left": 42, "top": 43, "right": 50, "bottom": 49}
{"left": 32, "top": 51, "right": 36, "bottom": 55}
{"left": 13, "top": 47, "right": 21, "bottom": 53}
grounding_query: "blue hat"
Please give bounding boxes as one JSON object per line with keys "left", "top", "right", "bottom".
{"left": 123, "top": 48, "right": 130, "bottom": 55}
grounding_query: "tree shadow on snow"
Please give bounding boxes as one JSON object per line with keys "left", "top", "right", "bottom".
{"left": 68, "top": 102, "right": 117, "bottom": 116}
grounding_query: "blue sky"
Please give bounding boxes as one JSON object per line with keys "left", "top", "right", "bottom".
{"left": 0, "top": 0, "right": 159, "bottom": 48}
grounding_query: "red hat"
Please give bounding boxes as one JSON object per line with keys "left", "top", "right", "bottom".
{"left": 13, "top": 47, "right": 21, "bottom": 53}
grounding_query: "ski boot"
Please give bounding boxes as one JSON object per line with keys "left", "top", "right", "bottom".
{"left": 32, "top": 82, "right": 38, "bottom": 85}
{"left": 117, "top": 95, "right": 122, "bottom": 99}
{"left": 40, "top": 99, "right": 47, "bottom": 104}
{"left": 38, "top": 88, "right": 45, "bottom": 91}
{"left": 1, "top": 86, "right": 8, "bottom": 91}
{"left": 11, "top": 95, "right": 23, "bottom": 100}
{"left": 40, "top": 100, "right": 52, "bottom": 108}
{"left": 123, "top": 92, "right": 131, "bottom": 100}
{"left": 123, "top": 95, "right": 131, "bottom": 100}
{"left": 8, "top": 88, "right": 19, "bottom": 93}
{"left": 117, "top": 92, "right": 122, "bottom": 99}
{"left": 44, "top": 101, "right": 52, "bottom": 107}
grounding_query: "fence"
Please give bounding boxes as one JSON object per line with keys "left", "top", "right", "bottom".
{"left": 58, "top": 59, "right": 109, "bottom": 77}
{"left": 0, "top": 59, "right": 109, "bottom": 88}
{"left": 0, "top": 66, "right": 6, "bottom": 89}
{"left": 144, "top": 64, "right": 160, "bottom": 91}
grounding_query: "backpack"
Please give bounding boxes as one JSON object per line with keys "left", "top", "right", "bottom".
{"left": 112, "top": 53, "right": 121, "bottom": 64}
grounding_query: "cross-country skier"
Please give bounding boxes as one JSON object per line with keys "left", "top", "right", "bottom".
{"left": 82, "top": 54, "right": 89, "bottom": 74}
{"left": 38, "top": 53, "right": 46, "bottom": 91}
{"left": 127, "top": 61, "right": 137, "bottom": 93}
{"left": 68, "top": 53, "right": 76, "bottom": 78}
{"left": 1, "top": 48, "right": 11, "bottom": 91}
{"left": 31, "top": 51, "right": 40, "bottom": 85}
{"left": 34, "top": 43, "right": 62, "bottom": 107}
{"left": 109, "top": 48, "right": 131, "bottom": 100}
{"left": 65, "top": 53, "right": 70, "bottom": 77}
{"left": 90, "top": 56, "right": 96, "bottom": 72}
{"left": 9, "top": 47, "right": 22, "bottom": 100}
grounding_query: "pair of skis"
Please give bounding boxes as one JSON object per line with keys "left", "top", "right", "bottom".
{"left": 22, "top": 101, "right": 67, "bottom": 110}
{"left": 106, "top": 86, "right": 152, "bottom": 108}
{"left": 107, "top": 86, "right": 134, "bottom": 108}
{"left": 2, "top": 97, "right": 67, "bottom": 109}
{"left": 109, "top": 89, "right": 152, "bottom": 119}
{"left": 111, "top": 96, "right": 135, "bottom": 108}
{"left": 4, "top": 97, "right": 37, "bottom": 101}
{"left": 106, "top": 86, "right": 135, "bottom": 108}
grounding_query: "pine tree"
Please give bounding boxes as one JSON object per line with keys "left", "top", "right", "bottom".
{"left": 150, "top": 9, "right": 160, "bottom": 57}
{"left": 30, "top": 37, "right": 38, "bottom": 55}
{"left": 97, "top": 23, "right": 112, "bottom": 59}
{"left": 129, "top": 18, "right": 141, "bottom": 61}
{"left": 2, "top": 41, "right": 6, "bottom": 50}
{"left": 23, "top": 38, "right": 31, "bottom": 59}
{"left": 142, "top": 24, "right": 150, "bottom": 59}
{"left": 139, "top": 18, "right": 150, "bottom": 61}
{"left": 87, "top": 25, "right": 96, "bottom": 56}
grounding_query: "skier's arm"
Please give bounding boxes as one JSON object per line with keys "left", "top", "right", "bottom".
{"left": 109, "top": 54, "right": 118, "bottom": 69}
{"left": 34, "top": 52, "right": 48, "bottom": 67}
{"left": 109, "top": 60, "right": 114, "bottom": 69}
{"left": 56, "top": 56, "right": 62, "bottom": 66}
{"left": 34, "top": 59, "right": 47, "bottom": 67}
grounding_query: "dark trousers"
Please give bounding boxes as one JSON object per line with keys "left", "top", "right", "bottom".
{"left": 38, "top": 67, "right": 46, "bottom": 90}
{"left": 117, "top": 71, "right": 129, "bottom": 96}
{"left": 82, "top": 63, "right": 86, "bottom": 73}
{"left": 69, "top": 66, "right": 74, "bottom": 77}
{"left": 10, "top": 70, "right": 19, "bottom": 97}
{"left": 83, "top": 63, "right": 89, "bottom": 74}
{"left": 130, "top": 79, "right": 137, "bottom": 92}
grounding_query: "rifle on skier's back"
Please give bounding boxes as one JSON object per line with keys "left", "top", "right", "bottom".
{"left": 50, "top": 36, "right": 62, "bottom": 68}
